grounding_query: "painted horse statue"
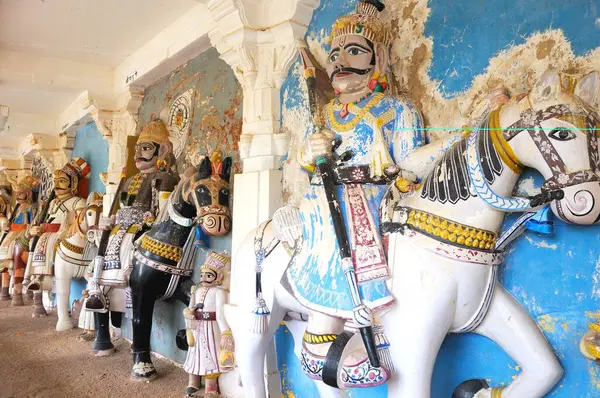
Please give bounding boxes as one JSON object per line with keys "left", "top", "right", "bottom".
{"left": 0, "top": 176, "right": 38, "bottom": 306}
{"left": 128, "top": 153, "right": 232, "bottom": 381}
{"left": 0, "top": 173, "right": 13, "bottom": 300}
{"left": 25, "top": 157, "right": 90, "bottom": 317}
{"left": 230, "top": 68, "right": 600, "bottom": 398}
{"left": 54, "top": 192, "right": 103, "bottom": 331}
{"left": 86, "top": 120, "right": 180, "bottom": 357}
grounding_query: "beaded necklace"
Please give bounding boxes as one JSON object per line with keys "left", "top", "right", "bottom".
{"left": 327, "top": 93, "right": 384, "bottom": 132}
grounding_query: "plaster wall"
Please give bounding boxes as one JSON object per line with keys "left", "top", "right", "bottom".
{"left": 121, "top": 47, "right": 242, "bottom": 363}
{"left": 277, "top": 0, "right": 600, "bottom": 396}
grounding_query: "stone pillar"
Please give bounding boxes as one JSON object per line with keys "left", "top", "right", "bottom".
{"left": 198, "top": 1, "right": 319, "bottom": 396}
{"left": 92, "top": 87, "right": 144, "bottom": 215}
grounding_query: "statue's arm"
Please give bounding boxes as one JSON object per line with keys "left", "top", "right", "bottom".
{"left": 392, "top": 103, "right": 463, "bottom": 180}
{"left": 215, "top": 288, "right": 231, "bottom": 333}
{"left": 399, "top": 132, "right": 464, "bottom": 180}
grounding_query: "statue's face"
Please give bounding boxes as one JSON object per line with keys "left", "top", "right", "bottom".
{"left": 327, "top": 35, "right": 377, "bottom": 94}
{"left": 16, "top": 189, "right": 30, "bottom": 204}
{"left": 134, "top": 141, "right": 159, "bottom": 172}
{"left": 53, "top": 170, "right": 72, "bottom": 197}
{"left": 200, "top": 269, "right": 218, "bottom": 287}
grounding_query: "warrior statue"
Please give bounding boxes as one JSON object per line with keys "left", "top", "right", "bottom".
{"left": 276, "top": 0, "right": 461, "bottom": 388}
{"left": 25, "top": 157, "right": 90, "bottom": 317}
{"left": 86, "top": 119, "right": 179, "bottom": 356}
{"left": 182, "top": 251, "right": 235, "bottom": 398}
{"left": 0, "top": 172, "right": 13, "bottom": 300}
{"left": 0, "top": 176, "right": 38, "bottom": 306}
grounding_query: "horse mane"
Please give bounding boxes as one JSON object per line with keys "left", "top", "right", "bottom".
{"left": 420, "top": 114, "right": 504, "bottom": 204}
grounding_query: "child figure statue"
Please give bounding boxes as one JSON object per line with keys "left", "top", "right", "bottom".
{"left": 182, "top": 251, "right": 234, "bottom": 398}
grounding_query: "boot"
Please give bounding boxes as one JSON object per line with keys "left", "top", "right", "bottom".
{"left": 0, "top": 286, "right": 10, "bottom": 300}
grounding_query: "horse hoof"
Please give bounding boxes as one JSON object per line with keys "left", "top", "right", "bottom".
{"left": 96, "top": 348, "right": 116, "bottom": 357}
{"left": 56, "top": 320, "right": 75, "bottom": 332}
{"left": 130, "top": 363, "right": 157, "bottom": 382}
{"left": 11, "top": 294, "right": 24, "bottom": 307}
{"left": 453, "top": 379, "right": 490, "bottom": 398}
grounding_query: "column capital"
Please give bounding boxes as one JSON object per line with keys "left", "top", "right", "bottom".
{"left": 199, "top": 0, "right": 319, "bottom": 169}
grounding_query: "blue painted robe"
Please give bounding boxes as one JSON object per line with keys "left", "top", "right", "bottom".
{"left": 286, "top": 93, "right": 426, "bottom": 319}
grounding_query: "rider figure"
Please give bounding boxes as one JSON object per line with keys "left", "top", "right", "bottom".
{"left": 283, "top": 0, "right": 427, "bottom": 388}
{"left": 0, "top": 176, "right": 38, "bottom": 306}
{"left": 25, "top": 158, "right": 90, "bottom": 316}
{"left": 89, "top": 119, "right": 179, "bottom": 310}
{"left": 0, "top": 173, "right": 13, "bottom": 300}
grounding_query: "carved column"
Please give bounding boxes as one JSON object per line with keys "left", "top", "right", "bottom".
{"left": 198, "top": 1, "right": 319, "bottom": 397}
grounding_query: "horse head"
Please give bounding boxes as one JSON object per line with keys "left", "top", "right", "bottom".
{"left": 83, "top": 192, "right": 104, "bottom": 245}
{"left": 179, "top": 154, "right": 232, "bottom": 236}
{"left": 498, "top": 69, "right": 600, "bottom": 224}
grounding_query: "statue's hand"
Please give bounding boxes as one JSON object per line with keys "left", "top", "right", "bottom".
{"left": 182, "top": 307, "right": 195, "bottom": 321}
{"left": 99, "top": 216, "right": 115, "bottom": 231}
{"left": 219, "top": 330, "right": 235, "bottom": 353}
{"left": 394, "top": 177, "right": 416, "bottom": 193}
{"left": 304, "top": 128, "right": 336, "bottom": 162}
{"left": 29, "top": 226, "right": 42, "bottom": 236}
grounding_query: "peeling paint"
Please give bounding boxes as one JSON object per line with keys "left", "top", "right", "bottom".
{"left": 525, "top": 235, "right": 558, "bottom": 250}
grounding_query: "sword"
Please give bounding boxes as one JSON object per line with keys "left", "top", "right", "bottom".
{"left": 299, "top": 47, "right": 380, "bottom": 368}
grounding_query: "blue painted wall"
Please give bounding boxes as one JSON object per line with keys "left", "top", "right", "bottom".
{"left": 67, "top": 122, "right": 109, "bottom": 306}
{"left": 277, "top": 0, "right": 600, "bottom": 396}
{"left": 72, "top": 122, "right": 109, "bottom": 195}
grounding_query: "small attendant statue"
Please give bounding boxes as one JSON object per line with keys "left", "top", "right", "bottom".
{"left": 182, "top": 251, "right": 234, "bottom": 398}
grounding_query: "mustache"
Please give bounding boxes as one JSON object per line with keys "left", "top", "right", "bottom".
{"left": 135, "top": 156, "right": 155, "bottom": 162}
{"left": 330, "top": 67, "right": 373, "bottom": 80}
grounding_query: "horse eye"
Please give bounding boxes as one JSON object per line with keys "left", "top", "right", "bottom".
{"left": 221, "top": 189, "right": 228, "bottom": 195}
{"left": 87, "top": 211, "right": 92, "bottom": 216}
{"left": 549, "top": 128, "right": 576, "bottom": 141}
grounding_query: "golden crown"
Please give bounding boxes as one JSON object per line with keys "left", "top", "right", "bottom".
{"left": 138, "top": 119, "right": 171, "bottom": 146}
{"left": 329, "top": 1, "right": 389, "bottom": 46}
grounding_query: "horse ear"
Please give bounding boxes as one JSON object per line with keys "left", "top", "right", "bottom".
{"left": 220, "top": 157, "right": 233, "bottom": 183}
{"left": 574, "top": 71, "right": 600, "bottom": 109}
{"left": 198, "top": 156, "right": 212, "bottom": 179}
{"left": 531, "top": 68, "right": 561, "bottom": 103}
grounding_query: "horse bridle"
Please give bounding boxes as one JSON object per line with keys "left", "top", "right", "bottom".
{"left": 502, "top": 101, "right": 600, "bottom": 192}
{"left": 467, "top": 99, "right": 600, "bottom": 211}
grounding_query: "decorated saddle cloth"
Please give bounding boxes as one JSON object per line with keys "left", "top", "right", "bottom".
{"left": 32, "top": 224, "right": 61, "bottom": 276}
{"left": 100, "top": 206, "right": 145, "bottom": 287}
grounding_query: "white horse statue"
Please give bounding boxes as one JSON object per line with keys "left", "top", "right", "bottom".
{"left": 54, "top": 192, "right": 103, "bottom": 332}
{"left": 228, "top": 69, "right": 600, "bottom": 398}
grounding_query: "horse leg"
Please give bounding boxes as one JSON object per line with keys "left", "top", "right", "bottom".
{"left": 110, "top": 311, "right": 123, "bottom": 340}
{"left": 54, "top": 257, "right": 74, "bottom": 331}
{"left": 385, "top": 264, "right": 457, "bottom": 397}
{"left": 93, "top": 311, "right": 116, "bottom": 356}
{"left": 11, "top": 245, "right": 27, "bottom": 306}
{"left": 455, "top": 285, "right": 563, "bottom": 398}
{"left": 129, "top": 265, "right": 172, "bottom": 382}
{"left": 236, "top": 296, "right": 288, "bottom": 398}
{"left": 0, "top": 271, "right": 10, "bottom": 300}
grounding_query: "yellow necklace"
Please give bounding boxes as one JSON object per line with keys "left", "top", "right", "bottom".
{"left": 127, "top": 173, "right": 145, "bottom": 196}
{"left": 326, "top": 93, "right": 385, "bottom": 132}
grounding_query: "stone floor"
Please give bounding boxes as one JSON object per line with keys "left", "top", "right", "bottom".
{"left": 0, "top": 298, "right": 189, "bottom": 397}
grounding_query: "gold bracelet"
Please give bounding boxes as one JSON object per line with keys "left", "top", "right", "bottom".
{"left": 221, "top": 329, "right": 232, "bottom": 336}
